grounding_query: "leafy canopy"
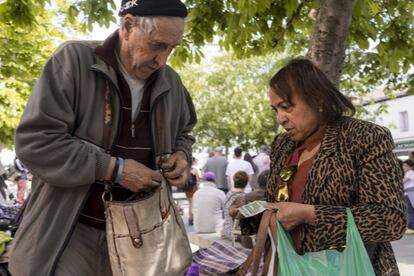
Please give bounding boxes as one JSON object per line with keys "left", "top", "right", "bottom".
{"left": 1, "top": 0, "right": 413, "bottom": 148}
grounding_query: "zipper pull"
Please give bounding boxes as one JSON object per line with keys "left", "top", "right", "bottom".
{"left": 131, "top": 123, "right": 135, "bottom": 138}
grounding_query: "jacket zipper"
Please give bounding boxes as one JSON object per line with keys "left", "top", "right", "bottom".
{"left": 149, "top": 91, "right": 169, "bottom": 169}
{"left": 131, "top": 122, "right": 135, "bottom": 138}
{"left": 50, "top": 70, "right": 122, "bottom": 275}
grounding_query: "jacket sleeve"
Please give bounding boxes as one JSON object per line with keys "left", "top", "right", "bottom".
{"left": 173, "top": 86, "right": 197, "bottom": 162}
{"left": 14, "top": 48, "right": 111, "bottom": 188}
{"left": 311, "top": 125, "right": 406, "bottom": 250}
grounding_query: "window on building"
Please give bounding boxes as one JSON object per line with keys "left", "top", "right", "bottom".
{"left": 399, "top": 111, "right": 409, "bottom": 132}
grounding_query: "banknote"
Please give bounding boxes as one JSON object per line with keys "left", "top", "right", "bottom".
{"left": 239, "top": 200, "right": 267, "bottom": 218}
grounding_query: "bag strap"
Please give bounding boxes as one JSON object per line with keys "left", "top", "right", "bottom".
{"left": 123, "top": 205, "right": 143, "bottom": 248}
{"left": 103, "top": 81, "right": 112, "bottom": 154}
{"left": 237, "top": 210, "right": 278, "bottom": 276}
{"left": 268, "top": 212, "right": 278, "bottom": 276}
{"left": 102, "top": 81, "right": 115, "bottom": 196}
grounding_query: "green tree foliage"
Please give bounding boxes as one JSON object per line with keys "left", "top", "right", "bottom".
{"left": 1, "top": 0, "right": 413, "bottom": 148}
{"left": 0, "top": 0, "right": 117, "bottom": 147}
{"left": 0, "top": 6, "right": 65, "bottom": 147}
{"left": 177, "top": 54, "right": 284, "bottom": 151}
{"left": 183, "top": 0, "right": 414, "bottom": 94}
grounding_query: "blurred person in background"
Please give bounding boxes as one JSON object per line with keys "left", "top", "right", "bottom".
{"left": 203, "top": 147, "right": 229, "bottom": 193}
{"left": 0, "top": 144, "right": 8, "bottom": 201}
{"left": 226, "top": 147, "right": 254, "bottom": 192}
{"left": 403, "top": 159, "right": 414, "bottom": 234}
{"left": 253, "top": 145, "right": 270, "bottom": 174}
{"left": 192, "top": 172, "right": 225, "bottom": 233}
{"left": 243, "top": 153, "right": 258, "bottom": 190}
{"left": 183, "top": 157, "right": 201, "bottom": 226}
{"left": 14, "top": 158, "right": 29, "bottom": 205}
{"left": 228, "top": 170, "right": 270, "bottom": 234}
{"left": 221, "top": 171, "right": 249, "bottom": 240}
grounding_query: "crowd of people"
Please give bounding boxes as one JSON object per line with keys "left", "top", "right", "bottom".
{"left": 188, "top": 147, "right": 271, "bottom": 239}
{"left": 0, "top": 144, "right": 30, "bottom": 206}
{"left": 0, "top": 0, "right": 412, "bottom": 275}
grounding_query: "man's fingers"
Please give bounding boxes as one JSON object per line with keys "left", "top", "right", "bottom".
{"left": 163, "top": 167, "right": 186, "bottom": 180}
{"left": 150, "top": 180, "right": 162, "bottom": 187}
{"left": 166, "top": 174, "right": 187, "bottom": 187}
{"left": 163, "top": 159, "right": 187, "bottom": 179}
{"left": 160, "top": 155, "right": 177, "bottom": 172}
{"left": 152, "top": 171, "right": 163, "bottom": 183}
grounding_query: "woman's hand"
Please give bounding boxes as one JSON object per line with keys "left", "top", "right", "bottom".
{"left": 266, "top": 202, "right": 315, "bottom": 231}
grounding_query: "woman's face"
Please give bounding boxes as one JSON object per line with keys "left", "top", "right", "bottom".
{"left": 268, "top": 88, "right": 321, "bottom": 142}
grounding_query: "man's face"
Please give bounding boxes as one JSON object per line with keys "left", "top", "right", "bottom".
{"left": 119, "top": 16, "right": 185, "bottom": 80}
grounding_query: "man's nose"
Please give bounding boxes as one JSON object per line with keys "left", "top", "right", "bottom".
{"left": 154, "top": 49, "right": 171, "bottom": 67}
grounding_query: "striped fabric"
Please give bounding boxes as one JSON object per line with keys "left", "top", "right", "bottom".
{"left": 192, "top": 241, "right": 263, "bottom": 275}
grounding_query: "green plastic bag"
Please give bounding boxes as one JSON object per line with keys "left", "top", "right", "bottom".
{"left": 276, "top": 208, "right": 375, "bottom": 276}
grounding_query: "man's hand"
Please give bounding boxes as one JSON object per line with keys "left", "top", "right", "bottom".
{"left": 119, "top": 159, "right": 162, "bottom": 192}
{"left": 266, "top": 202, "right": 315, "bottom": 231}
{"left": 160, "top": 151, "right": 189, "bottom": 187}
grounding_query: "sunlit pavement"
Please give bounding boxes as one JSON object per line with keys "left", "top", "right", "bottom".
{"left": 392, "top": 233, "right": 414, "bottom": 276}
{"left": 178, "top": 197, "right": 414, "bottom": 275}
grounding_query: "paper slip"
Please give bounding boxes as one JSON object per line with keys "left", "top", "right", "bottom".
{"left": 239, "top": 200, "right": 267, "bottom": 218}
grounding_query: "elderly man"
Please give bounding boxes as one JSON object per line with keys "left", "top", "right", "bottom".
{"left": 9, "top": 0, "right": 196, "bottom": 275}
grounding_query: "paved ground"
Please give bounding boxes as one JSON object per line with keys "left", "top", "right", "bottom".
{"left": 178, "top": 197, "right": 414, "bottom": 275}
{"left": 392, "top": 233, "right": 414, "bottom": 276}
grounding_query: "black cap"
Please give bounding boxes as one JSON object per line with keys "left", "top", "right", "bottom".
{"left": 119, "top": 0, "right": 188, "bottom": 18}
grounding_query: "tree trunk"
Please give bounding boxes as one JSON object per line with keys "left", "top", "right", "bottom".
{"left": 306, "top": 0, "right": 356, "bottom": 87}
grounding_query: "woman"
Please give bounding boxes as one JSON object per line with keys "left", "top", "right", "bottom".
{"left": 222, "top": 171, "right": 249, "bottom": 240}
{"left": 243, "top": 153, "right": 259, "bottom": 190}
{"left": 402, "top": 159, "right": 414, "bottom": 232}
{"left": 14, "top": 158, "right": 29, "bottom": 205}
{"left": 184, "top": 157, "right": 201, "bottom": 225}
{"left": 265, "top": 58, "right": 406, "bottom": 275}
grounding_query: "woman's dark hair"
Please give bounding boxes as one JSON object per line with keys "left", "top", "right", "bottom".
{"left": 244, "top": 153, "right": 258, "bottom": 173}
{"left": 257, "top": 169, "right": 270, "bottom": 189}
{"left": 269, "top": 58, "right": 355, "bottom": 124}
{"left": 403, "top": 159, "right": 414, "bottom": 168}
{"left": 233, "top": 171, "right": 249, "bottom": 189}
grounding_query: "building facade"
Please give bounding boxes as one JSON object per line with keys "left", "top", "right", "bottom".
{"left": 364, "top": 93, "right": 414, "bottom": 159}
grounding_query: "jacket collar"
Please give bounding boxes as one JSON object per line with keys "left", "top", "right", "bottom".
{"left": 91, "top": 30, "right": 171, "bottom": 104}
{"left": 317, "top": 119, "right": 342, "bottom": 160}
{"left": 282, "top": 119, "right": 341, "bottom": 161}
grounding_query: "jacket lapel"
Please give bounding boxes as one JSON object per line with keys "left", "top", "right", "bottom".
{"left": 301, "top": 121, "right": 340, "bottom": 203}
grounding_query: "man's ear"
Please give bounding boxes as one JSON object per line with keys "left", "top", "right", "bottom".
{"left": 120, "top": 15, "right": 135, "bottom": 40}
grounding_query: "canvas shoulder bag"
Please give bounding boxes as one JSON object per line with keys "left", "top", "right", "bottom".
{"left": 102, "top": 84, "right": 192, "bottom": 276}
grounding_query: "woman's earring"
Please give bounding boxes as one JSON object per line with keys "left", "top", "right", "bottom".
{"left": 318, "top": 107, "right": 323, "bottom": 113}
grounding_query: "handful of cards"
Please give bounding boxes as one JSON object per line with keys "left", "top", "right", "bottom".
{"left": 239, "top": 200, "right": 267, "bottom": 218}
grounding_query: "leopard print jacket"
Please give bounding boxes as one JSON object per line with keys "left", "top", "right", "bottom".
{"left": 266, "top": 117, "right": 406, "bottom": 276}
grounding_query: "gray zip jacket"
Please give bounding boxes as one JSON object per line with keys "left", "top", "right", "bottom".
{"left": 9, "top": 35, "right": 196, "bottom": 276}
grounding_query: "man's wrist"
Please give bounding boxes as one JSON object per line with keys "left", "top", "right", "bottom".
{"left": 111, "top": 158, "right": 125, "bottom": 183}
{"left": 105, "top": 157, "right": 117, "bottom": 181}
{"left": 174, "top": 150, "right": 189, "bottom": 163}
